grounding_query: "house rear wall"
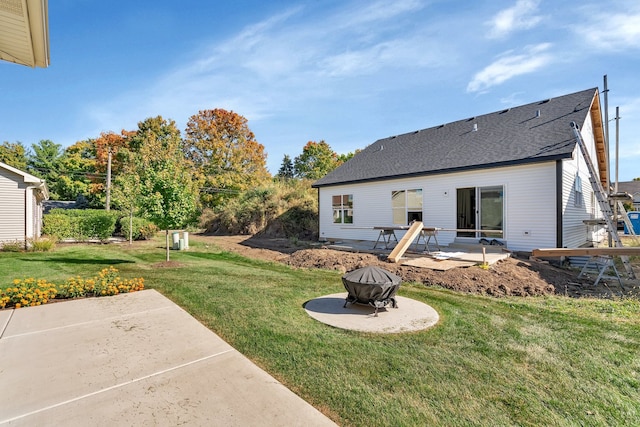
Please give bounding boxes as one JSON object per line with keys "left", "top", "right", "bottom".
{"left": 318, "top": 162, "right": 559, "bottom": 252}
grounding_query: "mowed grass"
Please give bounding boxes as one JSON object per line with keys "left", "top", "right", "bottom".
{"left": 2, "top": 238, "right": 640, "bottom": 426}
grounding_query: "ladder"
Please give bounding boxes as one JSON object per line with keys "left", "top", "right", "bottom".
{"left": 615, "top": 199, "right": 636, "bottom": 236}
{"left": 570, "top": 122, "right": 636, "bottom": 278}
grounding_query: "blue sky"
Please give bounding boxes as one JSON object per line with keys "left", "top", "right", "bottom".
{"left": 2, "top": 0, "right": 640, "bottom": 180}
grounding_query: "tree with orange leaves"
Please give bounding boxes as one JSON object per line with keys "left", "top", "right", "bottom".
{"left": 183, "top": 108, "right": 269, "bottom": 207}
{"left": 93, "top": 130, "right": 130, "bottom": 176}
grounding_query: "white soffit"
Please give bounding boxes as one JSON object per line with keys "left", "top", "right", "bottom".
{"left": 0, "top": 0, "right": 49, "bottom": 68}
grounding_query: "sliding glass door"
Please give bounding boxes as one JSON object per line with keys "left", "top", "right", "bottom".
{"left": 457, "top": 186, "right": 503, "bottom": 238}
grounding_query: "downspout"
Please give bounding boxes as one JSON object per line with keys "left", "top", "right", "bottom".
{"left": 555, "top": 161, "right": 563, "bottom": 248}
{"left": 316, "top": 187, "right": 321, "bottom": 241}
{"left": 24, "top": 182, "right": 47, "bottom": 248}
{"left": 24, "top": 185, "right": 37, "bottom": 249}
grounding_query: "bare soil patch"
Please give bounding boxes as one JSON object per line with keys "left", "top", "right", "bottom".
{"left": 152, "top": 261, "right": 186, "bottom": 268}
{"left": 192, "top": 234, "right": 640, "bottom": 298}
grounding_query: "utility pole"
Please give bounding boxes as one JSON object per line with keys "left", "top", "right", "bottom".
{"left": 106, "top": 148, "right": 112, "bottom": 211}
{"left": 603, "top": 75, "right": 610, "bottom": 190}
{"left": 603, "top": 75, "right": 611, "bottom": 247}
{"left": 615, "top": 106, "right": 620, "bottom": 193}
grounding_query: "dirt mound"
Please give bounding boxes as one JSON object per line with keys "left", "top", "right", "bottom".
{"left": 190, "top": 235, "right": 635, "bottom": 298}
{"left": 286, "top": 249, "right": 559, "bottom": 297}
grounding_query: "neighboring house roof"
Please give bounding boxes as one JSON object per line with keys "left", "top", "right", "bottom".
{"left": 617, "top": 181, "right": 640, "bottom": 199}
{"left": 0, "top": 0, "right": 50, "bottom": 68}
{"left": 0, "top": 161, "right": 49, "bottom": 199}
{"left": 314, "top": 88, "right": 605, "bottom": 188}
{"left": 42, "top": 200, "right": 75, "bottom": 213}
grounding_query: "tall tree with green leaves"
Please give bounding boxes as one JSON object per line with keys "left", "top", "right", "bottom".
{"left": 129, "top": 116, "right": 198, "bottom": 261}
{"left": 53, "top": 140, "right": 98, "bottom": 202}
{"left": 293, "top": 140, "right": 340, "bottom": 180}
{"left": 28, "top": 139, "right": 64, "bottom": 199}
{"left": 0, "top": 141, "right": 28, "bottom": 170}
{"left": 183, "top": 108, "right": 270, "bottom": 207}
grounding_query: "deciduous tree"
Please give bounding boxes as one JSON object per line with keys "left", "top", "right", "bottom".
{"left": 183, "top": 108, "right": 270, "bottom": 207}
{"left": 293, "top": 140, "right": 339, "bottom": 180}
{"left": 129, "top": 116, "right": 198, "bottom": 261}
{"left": 0, "top": 141, "right": 28, "bottom": 170}
{"left": 54, "top": 140, "right": 97, "bottom": 203}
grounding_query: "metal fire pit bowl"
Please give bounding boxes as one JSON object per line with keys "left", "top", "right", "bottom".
{"left": 341, "top": 266, "right": 401, "bottom": 316}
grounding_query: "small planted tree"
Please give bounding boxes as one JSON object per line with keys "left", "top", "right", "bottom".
{"left": 129, "top": 116, "right": 198, "bottom": 261}
{"left": 140, "top": 166, "right": 197, "bottom": 260}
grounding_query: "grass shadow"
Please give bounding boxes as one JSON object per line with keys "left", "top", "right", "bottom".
{"left": 18, "top": 257, "right": 134, "bottom": 265}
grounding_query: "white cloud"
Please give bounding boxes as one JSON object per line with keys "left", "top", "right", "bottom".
{"left": 467, "top": 43, "right": 553, "bottom": 93}
{"left": 499, "top": 91, "right": 526, "bottom": 106}
{"left": 617, "top": 96, "right": 640, "bottom": 158}
{"left": 576, "top": 11, "right": 640, "bottom": 51}
{"left": 487, "top": 0, "right": 542, "bottom": 39}
{"left": 336, "top": 0, "right": 425, "bottom": 29}
{"left": 86, "top": 0, "right": 444, "bottom": 135}
{"left": 318, "top": 36, "right": 444, "bottom": 77}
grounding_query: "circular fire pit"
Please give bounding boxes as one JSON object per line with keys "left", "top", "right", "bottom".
{"left": 342, "top": 266, "right": 401, "bottom": 316}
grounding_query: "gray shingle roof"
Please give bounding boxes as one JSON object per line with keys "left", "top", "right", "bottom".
{"left": 617, "top": 181, "right": 640, "bottom": 196}
{"left": 313, "top": 88, "right": 599, "bottom": 187}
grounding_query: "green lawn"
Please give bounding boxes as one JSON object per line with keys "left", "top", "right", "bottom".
{"left": 2, "top": 239, "right": 640, "bottom": 426}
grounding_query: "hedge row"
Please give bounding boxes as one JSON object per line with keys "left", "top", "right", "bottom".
{"left": 43, "top": 209, "right": 118, "bottom": 241}
{"left": 43, "top": 209, "right": 157, "bottom": 241}
{"left": 119, "top": 216, "right": 159, "bottom": 241}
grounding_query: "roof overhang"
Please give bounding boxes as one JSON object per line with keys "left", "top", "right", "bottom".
{"left": 0, "top": 0, "right": 50, "bottom": 68}
{"left": 589, "top": 90, "right": 608, "bottom": 189}
{"left": 0, "top": 161, "right": 49, "bottom": 199}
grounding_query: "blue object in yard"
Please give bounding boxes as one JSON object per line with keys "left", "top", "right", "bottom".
{"left": 624, "top": 212, "right": 640, "bottom": 234}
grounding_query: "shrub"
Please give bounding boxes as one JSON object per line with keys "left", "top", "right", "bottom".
{"left": 1, "top": 267, "right": 144, "bottom": 309}
{"left": 1, "top": 240, "right": 25, "bottom": 252}
{"left": 28, "top": 237, "right": 57, "bottom": 252}
{"left": 43, "top": 209, "right": 118, "bottom": 241}
{"left": 203, "top": 179, "right": 318, "bottom": 239}
{"left": 0, "top": 278, "right": 57, "bottom": 309}
{"left": 93, "top": 266, "right": 145, "bottom": 296}
{"left": 119, "top": 216, "right": 159, "bottom": 240}
{"left": 42, "top": 214, "right": 73, "bottom": 239}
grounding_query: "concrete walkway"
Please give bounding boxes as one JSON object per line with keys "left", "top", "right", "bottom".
{"left": 0, "top": 290, "right": 336, "bottom": 426}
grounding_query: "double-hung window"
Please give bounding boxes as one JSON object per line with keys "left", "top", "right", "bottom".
{"left": 332, "top": 194, "right": 353, "bottom": 224}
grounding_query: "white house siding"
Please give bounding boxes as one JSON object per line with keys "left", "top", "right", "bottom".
{"left": 561, "top": 114, "right": 605, "bottom": 248}
{"left": 0, "top": 167, "right": 27, "bottom": 243}
{"left": 318, "top": 162, "right": 558, "bottom": 252}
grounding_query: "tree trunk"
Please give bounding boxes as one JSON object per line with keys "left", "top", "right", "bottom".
{"left": 129, "top": 210, "right": 133, "bottom": 245}
{"left": 165, "top": 229, "right": 170, "bottom": 262}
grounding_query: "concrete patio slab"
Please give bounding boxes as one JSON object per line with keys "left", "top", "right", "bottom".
{"left": 0, "top": 290, "right": 336, "bottom": 426}
{"left": 304, "top": 292, "right": 439, "bottom": 334}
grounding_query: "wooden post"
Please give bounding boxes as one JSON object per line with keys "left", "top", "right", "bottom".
{"left": 388, "top": 221, "right": 423, "bottom": 263}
